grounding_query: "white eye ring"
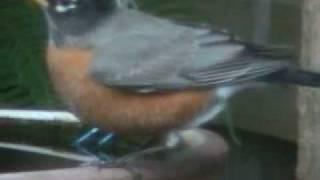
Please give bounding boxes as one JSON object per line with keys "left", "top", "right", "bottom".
{"left": 55, "top": 0, "right": 78, "bottom": 13}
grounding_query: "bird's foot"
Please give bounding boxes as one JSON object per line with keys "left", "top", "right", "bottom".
{"left": 73, "top": 127, "right": 117, "bottom": 161}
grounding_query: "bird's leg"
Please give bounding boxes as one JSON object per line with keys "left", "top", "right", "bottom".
{"left": 77, "top": 132, "right": 179, "bottom": 180}
{"left": 73, "top": 127, "right": 116, "bottom": 161}
{"left": 73, "top": 127, "right": 100, "bottom": 155}
{"left": 97, "top": 133, "right": 117, "bottom": 161}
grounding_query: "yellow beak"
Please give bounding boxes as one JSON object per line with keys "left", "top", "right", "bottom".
{"left": 32, "top": 0, "right": 49, "bottom": 7}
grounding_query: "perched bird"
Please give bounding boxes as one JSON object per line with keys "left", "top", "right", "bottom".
{"left": 32, "top": 0, "right": 320, "bottom": 145}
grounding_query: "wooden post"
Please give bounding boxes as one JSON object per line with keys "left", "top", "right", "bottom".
{"left": 297, "top": 0, "right": 320, "bottom": 179}
{"left": 253, "top": 0, "right": 272, "bottom": 43}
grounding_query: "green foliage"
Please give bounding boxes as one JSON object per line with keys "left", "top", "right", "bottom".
{"left": 0, "top": 0, "right": 57, "bottom": 107}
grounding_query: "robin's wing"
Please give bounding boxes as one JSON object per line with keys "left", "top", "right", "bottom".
{"left": 90, "top": 10, "right": 291, "bottom": 92}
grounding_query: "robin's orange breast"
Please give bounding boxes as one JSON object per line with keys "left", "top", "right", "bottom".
{"left": 46, "top": 46, "right": 211, "bottom": 135}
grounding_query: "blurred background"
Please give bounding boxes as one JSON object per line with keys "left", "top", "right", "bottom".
{"left": 0, "top": 0, "right": 300, "bottom": 179}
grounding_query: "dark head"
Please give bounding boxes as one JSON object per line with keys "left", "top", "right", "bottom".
{"left": 33, "top": 0, "right": 136, "bottom": 36}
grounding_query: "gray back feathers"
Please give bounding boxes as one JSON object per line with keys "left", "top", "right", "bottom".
{"left": 86, "top": 9, "right": 290, "bottom": 91}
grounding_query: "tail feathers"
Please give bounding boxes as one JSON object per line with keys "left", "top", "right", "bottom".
{"left": 261, "top": 68, "right": 320, "bottom": 87}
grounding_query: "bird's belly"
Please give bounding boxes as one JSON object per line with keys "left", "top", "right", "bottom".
{"left": 47, "top": 47, "right": 211, "bottom": 135}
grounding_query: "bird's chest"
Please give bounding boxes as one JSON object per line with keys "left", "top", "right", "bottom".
{"left": 46, "top": 46, "right": 211, "bottom": 134}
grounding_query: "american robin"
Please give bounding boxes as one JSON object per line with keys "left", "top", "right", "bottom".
{"left": 32, "top": 0, "right": 320, "bottom": 142}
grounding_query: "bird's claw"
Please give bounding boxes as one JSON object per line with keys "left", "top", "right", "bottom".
{"left": 73, "top": 127, "right": 116, "bottom": 160}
